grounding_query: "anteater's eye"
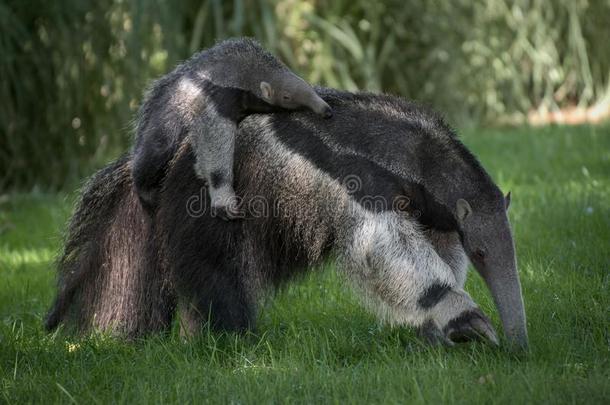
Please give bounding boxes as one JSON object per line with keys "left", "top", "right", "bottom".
{"left": 282, "top": 94, "right": 291, "bottom": 101}
{"left": 474, "top": 249, "right": 486, "bottom": 260}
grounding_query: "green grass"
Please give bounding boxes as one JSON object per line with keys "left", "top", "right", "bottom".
{"left": 1, "top": 125, "right": 609, "bottom": 404}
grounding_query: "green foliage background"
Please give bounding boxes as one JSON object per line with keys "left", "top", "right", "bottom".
{"left": 1, "top": 0, "right": 609, "bottom": 190}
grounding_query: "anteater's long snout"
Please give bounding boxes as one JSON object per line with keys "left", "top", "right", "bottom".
{"left": 483, "top": 264, "right": 529, "bottom": 350}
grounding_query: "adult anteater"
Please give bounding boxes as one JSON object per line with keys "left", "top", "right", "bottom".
{"left": 45, "top": 88, "right": 528, "bottom": 349}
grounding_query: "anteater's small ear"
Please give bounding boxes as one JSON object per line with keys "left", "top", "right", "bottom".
{"left": 456, "top": 199, "right": 472, "bottom": 223}
{"left": 505, "top": 191, "right": 511, "bottom": 211}
{"left": 260, "top": 81, "right": 273, "bottom": 101}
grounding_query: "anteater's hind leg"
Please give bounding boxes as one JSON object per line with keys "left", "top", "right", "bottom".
{"left": 175, "top": 263, "right": 256, "bottom": 338}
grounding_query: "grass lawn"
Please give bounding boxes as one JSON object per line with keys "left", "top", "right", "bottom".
{"left": 0, "top": 125, "right": 608, "bottom": 404}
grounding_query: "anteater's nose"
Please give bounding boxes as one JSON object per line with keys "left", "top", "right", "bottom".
{"left": 322, "top": 105, "right": 333, "bottom": 119}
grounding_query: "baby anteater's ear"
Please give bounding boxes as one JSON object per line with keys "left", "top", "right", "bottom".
{"left": 260, "top": 81, "right": 274, "bottom": 101}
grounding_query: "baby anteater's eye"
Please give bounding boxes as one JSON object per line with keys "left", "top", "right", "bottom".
{"left": 282, "top": 94, "right": 291, "bottom": 101}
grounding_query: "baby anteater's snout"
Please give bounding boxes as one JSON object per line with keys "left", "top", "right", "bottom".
{"left": 311, "top": 98, "right": 332, "bottom": 119}
{"left": 321, "top": 105, "right": 333, "bottom": 119}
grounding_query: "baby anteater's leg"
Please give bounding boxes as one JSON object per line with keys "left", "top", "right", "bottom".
{"left": 191, "top": 113, "right": 244, "bottom": 220}
{"left": 132, "top": 124, "right": 182, "bottom": 213}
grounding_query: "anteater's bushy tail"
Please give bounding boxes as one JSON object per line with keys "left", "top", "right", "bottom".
{"left": 45, "top": 154, "right": 175, "bottom": 337}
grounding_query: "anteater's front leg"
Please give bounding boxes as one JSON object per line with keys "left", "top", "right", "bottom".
{"left": 425, "top": 229, "right": 468, "bottom": 289}
{"left": 341, "top": 212, "right": 498, "bottom": 346}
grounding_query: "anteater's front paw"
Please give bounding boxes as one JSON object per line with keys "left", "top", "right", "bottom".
{"left": 443, "top": 308, "right": 499, "bottom": 346}
{"left": 418, "top": 320, "right": 454, "bottom": 347}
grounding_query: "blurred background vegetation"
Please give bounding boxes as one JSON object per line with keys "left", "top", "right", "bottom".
{"left": 1, "top": 0, "right": 609, "bottom": 190}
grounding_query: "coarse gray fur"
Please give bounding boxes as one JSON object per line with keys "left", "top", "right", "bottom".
{"left": 46, "top": 88, "right": 527, "bottom": 349}
{"left": 132, "top": 37, "right": 331, "bottom": 218}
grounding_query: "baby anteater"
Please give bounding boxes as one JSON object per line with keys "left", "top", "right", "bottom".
{"left": 132, "top": 37, "right": 332, "bottom": 219}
